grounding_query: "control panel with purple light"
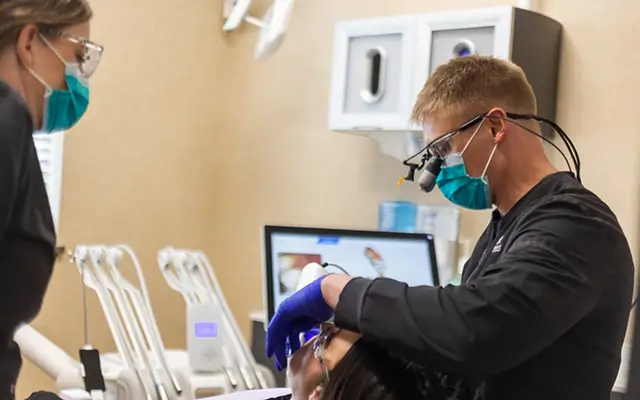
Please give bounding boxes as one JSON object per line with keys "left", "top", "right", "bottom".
{"left": 187, "top": 304, "right": 223, "bottom": 372}
{"left": 194, "top": 322, "right": 219, "bottom": 338}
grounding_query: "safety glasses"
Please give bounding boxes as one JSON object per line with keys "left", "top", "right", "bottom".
{"left": 424, "top": 114, "right": 485, "bottom": 158}
{"left": 59, "top": 33, "right": 104, "bottom": 78}
{"left": 312, "top": 323, "right": 341, "bottom": 383}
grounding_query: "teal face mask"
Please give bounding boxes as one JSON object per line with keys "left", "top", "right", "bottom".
{"left": 436, "top": 153, "right": 493, "bottom": 210}
{"left": 435, "top": 120, "right": 497, "bottom": 210}
{"left": 40, "top": 63, "right": 89, "bottom": 133}
{"left": 30, "top": 36, "right": 90, "bottom": 134}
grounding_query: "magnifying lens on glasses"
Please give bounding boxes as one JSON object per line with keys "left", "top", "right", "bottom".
{"left": 417, "top": 156, "right": 444, "bottom": 193}
{"left": 398, "top": 151, "right": 444, "bottom": 193}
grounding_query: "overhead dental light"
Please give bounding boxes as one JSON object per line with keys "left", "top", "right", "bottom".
{"left": 222, "top": 0, "right": 296, "bottom": 59}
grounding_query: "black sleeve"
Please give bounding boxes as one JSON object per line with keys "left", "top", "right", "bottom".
{"left": 0, "top": 97, "right": 28, "bottom": 238}
{"left": 334, "top": 200, "right": 613, "bottom": 377}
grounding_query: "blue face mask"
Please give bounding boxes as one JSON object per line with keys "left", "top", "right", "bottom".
{"left": 435, "top": 120, "right": 497, "bottom": 210}
{"left": 30, "top": 36, "right": 90, "bottom": 134}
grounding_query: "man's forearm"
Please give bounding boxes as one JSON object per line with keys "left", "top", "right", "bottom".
{"left": 320, "top": 274, "right": 354, "bottom": 309}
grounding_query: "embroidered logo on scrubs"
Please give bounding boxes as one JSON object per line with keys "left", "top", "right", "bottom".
{"left": 492, "top": 236, "right": 504, "bottom": 253}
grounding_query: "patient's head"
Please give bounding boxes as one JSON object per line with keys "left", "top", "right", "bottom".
{"left": 287, "top": 323, "right": 447, "bottom": 400}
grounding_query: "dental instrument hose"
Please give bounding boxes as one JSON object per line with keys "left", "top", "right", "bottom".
{"left": 78, "top": 261, "right": 106, "bottom": 400}
{"left": 321, "top": 262, "right": 349, "bottom": 275}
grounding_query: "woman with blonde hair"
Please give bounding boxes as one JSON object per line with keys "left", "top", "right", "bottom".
{"left": 0, "top": 1, "right": 102, "bottom": 397}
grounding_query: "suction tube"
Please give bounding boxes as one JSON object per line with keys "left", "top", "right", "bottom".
{"left": 87, "top": 248, "right": 158, "bottom": 400}
{"left": 74, "top": 246, "right": 151, "bottom": 400}
{"left": 108, "top": 245, "right": 183, "bottom": 396}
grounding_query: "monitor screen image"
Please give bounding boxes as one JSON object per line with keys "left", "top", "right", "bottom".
{"left": 277, "top": 253, "right": 323, "bottom": 295}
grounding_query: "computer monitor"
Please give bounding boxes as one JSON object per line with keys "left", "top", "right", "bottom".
{"left": 262, "top": 225, "right": 439, "bottom": 324}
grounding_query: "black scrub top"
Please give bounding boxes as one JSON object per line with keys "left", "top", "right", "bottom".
{"left": 335, "top": 172, "right": 634, "bottom": 400}
{"left": 0, "top": 81, "right": 56, "bottom": 388}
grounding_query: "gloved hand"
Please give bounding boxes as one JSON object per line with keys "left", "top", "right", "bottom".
{"left": 303, "top": 328, "right": 322, "bottom": 342}
{"left": 266, "top": 276, "right": 333, "bottom": 371}
{"left": 284, "top": 327, "right": 322, "bottom": 358}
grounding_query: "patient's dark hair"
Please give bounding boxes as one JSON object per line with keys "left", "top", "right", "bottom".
{"left": 319, "top": 339, "right": 474, "bottom": 400}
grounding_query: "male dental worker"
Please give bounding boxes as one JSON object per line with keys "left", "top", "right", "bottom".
{"left": 266, "top": 56, "right": 634, "bottom": 400}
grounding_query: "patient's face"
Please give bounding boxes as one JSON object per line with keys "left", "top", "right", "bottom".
{"left": 287, "top": 324, "right": 360, "bottom": 400}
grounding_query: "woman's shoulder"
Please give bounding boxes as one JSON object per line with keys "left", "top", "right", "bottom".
{"left": 0, "top": 80, "right": 32, "bottom": 135}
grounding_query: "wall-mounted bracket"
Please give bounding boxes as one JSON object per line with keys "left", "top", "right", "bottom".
{"left": 223, "top": 0, "right": 238, "bottom": 19}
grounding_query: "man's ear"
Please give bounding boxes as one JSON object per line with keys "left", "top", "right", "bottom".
{"left": 486, "top": 107, "right": 507, "bottom": 144}
{"left": 308, "top": 386, "right": 323, "bottom": 400}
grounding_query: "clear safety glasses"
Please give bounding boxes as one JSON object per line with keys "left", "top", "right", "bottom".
{"left": 424, "top": 114, "right": 485, "bottom": 158}
{"left": 312, "top": 323, "right": 341, "bottom": 383}
{"left": 60, "top": 33, "right": 104, "bottom": 78}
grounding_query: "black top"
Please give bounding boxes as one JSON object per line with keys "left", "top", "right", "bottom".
{"left": 335, "top": 172, "right": 633, "bottom": 400}
{"left": 0, "top": 81, "right": 56, "bottom": 388}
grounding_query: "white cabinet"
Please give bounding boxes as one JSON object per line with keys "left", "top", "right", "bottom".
{"left": 413, "top": 7, "right": 514, "bottom": 111}
{"left": 328, "top": 16, "right": 418, "bottom": 132}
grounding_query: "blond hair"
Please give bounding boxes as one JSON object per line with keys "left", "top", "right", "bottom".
{"left": 0, "top": 0, "right": 92, "bottom": 53}
{"left": 411, "top": 55, "right": 537, "bottom": 124}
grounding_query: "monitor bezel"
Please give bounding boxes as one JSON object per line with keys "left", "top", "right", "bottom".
{"left": 263, "top": 225, "right": 440, "bottom": 326}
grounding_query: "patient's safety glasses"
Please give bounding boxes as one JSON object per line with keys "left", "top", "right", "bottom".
{"left": 313, "top": 324, "right": 341, "bottom": 382}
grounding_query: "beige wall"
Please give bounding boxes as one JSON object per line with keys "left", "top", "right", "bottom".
{"left": 17, "top": 0, "right": 640, "bottom": 396}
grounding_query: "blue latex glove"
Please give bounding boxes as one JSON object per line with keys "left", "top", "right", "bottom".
{"left": 266, "top": 276, "right": 333, "bottom": 371}
{"left": 303, "top": 328, "right": 322, "bottom": 342}
{"left": 283, "top": 327, "right": 322, "bottom": 360}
